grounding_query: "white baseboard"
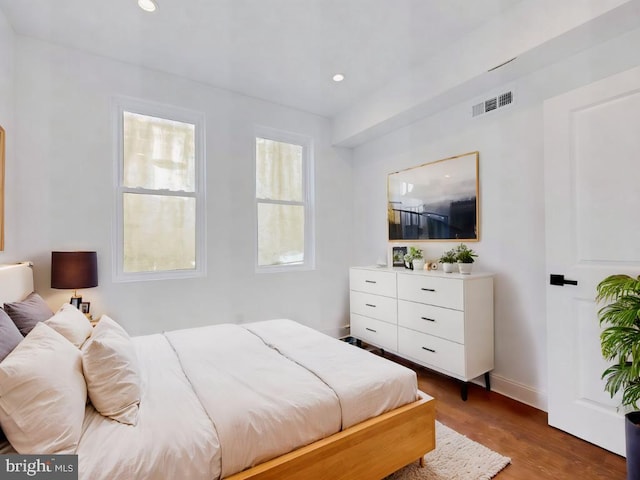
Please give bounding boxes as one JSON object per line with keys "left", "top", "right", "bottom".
{"left": 478, "top": 373, "right": 548, "bottom": 412}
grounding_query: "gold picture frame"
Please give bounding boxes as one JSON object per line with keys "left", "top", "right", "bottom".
{"left": 388, "top": 151, "right": 479, "bottom": 242}
{"left": 0, "top": 126, "right": 4, "bottom": 251}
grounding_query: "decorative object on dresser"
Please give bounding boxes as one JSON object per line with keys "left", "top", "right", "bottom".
{"left": 388, "top": 151, "right": 479, "bottom": 242}
{"left": 51, "top": 251, "right": 98, "bottom": 309}
{"left": 438, "top": 249, "right": 457, "bottom": 273}
{"left": 596, "top": 274, "right": 640, "bottom": 480}
{"left": 350, "top": 266, "right": 494, "bottom": 400}
{"left": 454, "top": 243, "right": 478, "bottom": 275}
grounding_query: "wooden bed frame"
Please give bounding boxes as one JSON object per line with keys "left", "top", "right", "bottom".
{"left": 0, "top": 262, "right": 436, "bottom": 480}
{"left": 226, "top": 393, "right": 436, "bottom": 480}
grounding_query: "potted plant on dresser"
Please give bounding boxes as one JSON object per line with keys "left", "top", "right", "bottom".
{"left": 455, "top": 243, "right": 477, "bottom": 274}
{"left": 596, "top": 274, "right": 640, "bottom": 480}
{"left": 404, "top": 247, "right": 425, "bottom": 271}
{"left": 439, "top": 249, "right": 457, "bottom": 273}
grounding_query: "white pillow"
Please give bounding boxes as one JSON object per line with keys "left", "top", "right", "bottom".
{"left": 0, "top": 323, "right": 87, "bottom": 454}
{"left": 82, "top": 315, "right": 141, "bottom": 425}
{"left": 45, "top": 304, "right": 93, "bottom": 348}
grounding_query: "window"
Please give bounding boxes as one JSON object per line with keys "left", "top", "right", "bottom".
{"left": 114, "top": 98, "right": 205, "bottom": 281}
{"left": 255, "top": 128, "right": 314, "bottom": 272}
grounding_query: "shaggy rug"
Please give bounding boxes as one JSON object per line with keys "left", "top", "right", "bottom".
{"left": 387, "top": 421, "right": 511, "bottom": 480}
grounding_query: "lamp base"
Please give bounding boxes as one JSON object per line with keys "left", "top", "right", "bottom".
{"left": 70, "top": 295, "right": 82, "bottom": 309}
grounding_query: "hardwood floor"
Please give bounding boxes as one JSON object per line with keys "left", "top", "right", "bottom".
{"left": 386, "top": 353, "right": 627, "bottom": 480}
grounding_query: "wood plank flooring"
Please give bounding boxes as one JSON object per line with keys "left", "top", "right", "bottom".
{"left": 386, "top": 353, "right": 627, "bottom": 480}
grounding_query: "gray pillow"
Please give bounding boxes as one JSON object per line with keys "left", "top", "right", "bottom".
{"left": 4, "top": 292, "right": 54, "bottom": 336}
{"left": 0, "top": 308, "right": 23, "bottom": 361}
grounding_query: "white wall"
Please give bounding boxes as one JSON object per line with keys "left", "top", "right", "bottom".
{"left": 351, "top": 27, "right": 640, "bottom": 409}
{"left": 10, "top": 36, "right": 353, "bottom": 337}
{"left": 0, "top": 8, "right": 14, "bottom": 259}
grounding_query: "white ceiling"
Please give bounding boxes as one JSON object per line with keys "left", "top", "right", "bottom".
{"left": 0, "top": 0, "right": 521, "bottom": 117}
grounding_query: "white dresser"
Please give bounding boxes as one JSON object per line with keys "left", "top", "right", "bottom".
{"left": 349, "top": 266, "right": 494, "bottom": 400}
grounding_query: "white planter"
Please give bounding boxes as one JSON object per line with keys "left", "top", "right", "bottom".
{"left": 458, "top": 262, "right": 473, "bottom": 274}
{"left": 412, "top": 259, "right": 425, "bottom": 271}
{"left": 442, "top": 262, "right": 456, "bottom": 273}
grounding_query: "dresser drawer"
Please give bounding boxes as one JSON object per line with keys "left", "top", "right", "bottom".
{"left": 398, "top": 327, "right": 465, "bottom": 377}
{"left": 350, "top": 291, "right": 397, "bottom": 324}
{"left": 350, "top": 269, "right": 397, "bottom": 297}
{"left": 397, "top": 273, "right": 464, "bottom": 310}
{"left": 351, "top": 314, "right": 398, "bottom": 352}
{"left": 398, "top": 300, "right": 464, "bottom": 343}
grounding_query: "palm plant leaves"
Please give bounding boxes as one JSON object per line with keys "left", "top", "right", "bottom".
{"left": 596, "top": 274, "right": 640, "bottom": 303}
{"left": 596, "top": 274, "right": 640, "bottom": 409}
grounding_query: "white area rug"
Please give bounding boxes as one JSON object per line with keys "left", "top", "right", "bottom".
{"left": 387, "top": 421, "right": 511, "bottom": 480}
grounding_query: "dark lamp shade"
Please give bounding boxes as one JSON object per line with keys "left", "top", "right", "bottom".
{"left": 51, "top": 251, "right": 98, "bottom": 289}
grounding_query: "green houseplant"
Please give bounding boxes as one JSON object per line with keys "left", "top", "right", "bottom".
{"left": 403, "top": 246, "right": 424, "bottom": 270}
{"left": 439, "top": 249, "right": 457, "bottom": 273}
{"left": 596, "top": 274, "right": 640, "bottom": 479}
{"left": 455, "top": 243, "right": 477, "bottom": 274}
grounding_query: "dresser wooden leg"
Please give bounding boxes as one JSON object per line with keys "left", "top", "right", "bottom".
{"left": 460, "top": 382, "right": 468, "bottom": 401}
{"left": 484, "top": 372, "right": 491, "bottom": 391}
{"left": 419, "top": 457, "right": 425, "bottom": 467}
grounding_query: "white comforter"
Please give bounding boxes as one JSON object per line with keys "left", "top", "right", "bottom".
{"left": 165, "top": 324, "right": 342, "bottom": 478}
{"left": 49, "top": 320, "right": 418, "bottom": 480}
{"left": 245, "top": 319, "right": 418, "bottom": 429}
{"left": 77, "top": 334, "right": 221, "bottom": 480}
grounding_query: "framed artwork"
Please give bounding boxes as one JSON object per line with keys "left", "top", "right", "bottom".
{"left": 388, "top": 151, "right": 479, "bottom": 242}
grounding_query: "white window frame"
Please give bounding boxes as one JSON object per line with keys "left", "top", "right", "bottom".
{"left": 112, "top": 96, "right": 206, "bottom": 282}
{"left": 254, "top": 126, "right": 315, "bottom": 273}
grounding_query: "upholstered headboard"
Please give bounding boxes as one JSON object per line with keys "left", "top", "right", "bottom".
{"left": 0, "top": 262, "right": 34, "bottom": 305}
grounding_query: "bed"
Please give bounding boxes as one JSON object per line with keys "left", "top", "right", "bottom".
{"left": 0, "top": 262, "right": 436, "bottom": 480}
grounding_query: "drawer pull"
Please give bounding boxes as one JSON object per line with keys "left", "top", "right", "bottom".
{"left": 365, "top": 327, "right": 377, "bottom": 333}
{"left": 421, "top": 288, "right": 436, "bottom": 292}
{"left": 421, "top": 316, "right": 436, "bottom": 322}
{"left": 365, "top": 304, "right": 377, "bottom": 308}
{"left": 365, "top": 280, "right": 377, "bottom": 284}
{"left": 421, "top": 347, "right": 436, "bottom": 353}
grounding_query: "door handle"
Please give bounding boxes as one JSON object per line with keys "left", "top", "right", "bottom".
{"left": 550, "top": 274, "right": 578, "bottom": 286}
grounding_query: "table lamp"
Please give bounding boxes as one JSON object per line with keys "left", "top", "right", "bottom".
{"left": 51, "top": 251, "right": 98, "bottom": 309}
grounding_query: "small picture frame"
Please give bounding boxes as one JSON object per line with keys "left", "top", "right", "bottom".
{"left": 70, "top": 297, "right": 82, "bottom": 309}
{"left": 80, "top": 302, "right": 91, "bottom": 314}
{"left": 392, "top": 246, "right": 407, "bottom": 267}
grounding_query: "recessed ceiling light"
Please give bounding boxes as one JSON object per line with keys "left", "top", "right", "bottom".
{"left": 332, "top": 73, "right": 345, "bottom": 82}
{"left": 138, "top": 0, "right": 157, "bottom": 12}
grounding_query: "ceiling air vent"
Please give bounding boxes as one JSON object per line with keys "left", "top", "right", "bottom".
{"left": 471, "top": 90, "right": 514, "bottom": 118}
{"left": 498, "top": 91, "right": 513, "bottom": 107}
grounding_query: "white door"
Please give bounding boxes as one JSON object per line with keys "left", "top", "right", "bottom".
{"left": 544, "top": 65, "right": 640, "bottom": 456}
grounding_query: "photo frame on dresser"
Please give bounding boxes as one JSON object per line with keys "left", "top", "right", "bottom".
{"left": 391, "top": 246, "right": 407, "bottom": 267}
